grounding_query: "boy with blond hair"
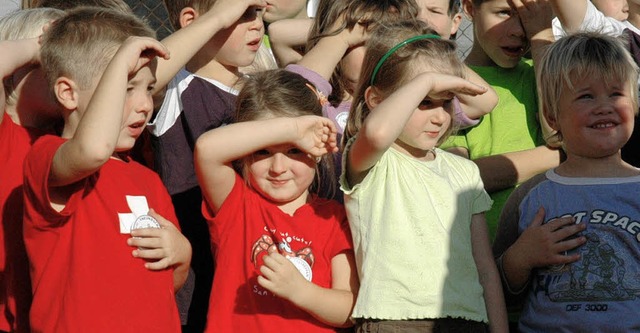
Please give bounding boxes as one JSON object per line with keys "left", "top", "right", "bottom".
{"left": 23, "top": 7, "right": 191, "bottom": 332}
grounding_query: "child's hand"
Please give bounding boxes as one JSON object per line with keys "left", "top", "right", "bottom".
{"left": 210, "top": 0, "right": 267, "bottom": 30}
{"left": 508, "top": 0, "right": 553, "bottom": 38}
{"left": 421, "top": 72, "right": 488, "bottom": 100}
{"left": 293, "top": 115, "right": 339, "bottom": 157}
{"left": 114, "top": 36, "right": 170, "bottom": 76}
{"left": 330, "top": 16, "right": 369, "bottom": 49}
{"left": 127, "top": 209, "right": 192, "bottom": 270}
{"left": 512, "top": 207, "right": 586, "bottom": 269}
{"left": 257, "top": 252, "right": 310, "bottom": 301}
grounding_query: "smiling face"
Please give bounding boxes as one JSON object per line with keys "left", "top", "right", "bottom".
{"left": 552, "top": 75, "right": 635, "bottom": 159}
{"left": 463, "top": 0, "right": 527, "bottom": 68}
{"left": 245, "top": 143, "right": 316, "bottom": 210}
{"left": 263, "top": 0, "right": 308, "bottom": 23}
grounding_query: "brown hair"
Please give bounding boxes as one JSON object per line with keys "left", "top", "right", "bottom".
{"left": 162, "top": 0, "right": 217, "bottom": 30}
{"left": 306, "top": 0, "right": 420, "bottom": 106}
{"left": 40, "top": 7, "right": 155, "bottom": 90}
{"left": 34, "top": 0, "right": 132, "bottom": 13}
{"left": 343, "top": 19, "right": 465, "bottom": 148}
{"left": 236, "top": 69, "right": 336, "bottom": 198}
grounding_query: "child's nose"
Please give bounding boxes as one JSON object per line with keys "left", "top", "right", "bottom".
{"left": 269, "top": 153, "right": 287, "bottom": 174}
{"left": 508, "top": 16, "right": 526, "bottom": 38}
{"left": 137, "top": 94, "right": 153, "bottom": 114}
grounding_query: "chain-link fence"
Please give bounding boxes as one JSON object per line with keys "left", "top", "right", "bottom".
{"left": 124, "top": 0, "right": 475, "bottom": 58}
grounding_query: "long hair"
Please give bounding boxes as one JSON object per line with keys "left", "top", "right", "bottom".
{"left": 343, "top": 19, "right": 466, "bottom": 148}
{"left": 305, "top": 0, "right": 420, "bottom": 107}
{"left": 235, "top": 69, "right": 336, "bottom": 198}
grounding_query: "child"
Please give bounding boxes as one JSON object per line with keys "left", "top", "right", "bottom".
{"left": 443, "top": 0, "right": 562, "bottom": 238}
{"left": 492, "top": 31, "right": 640, "bottom": 332}
{"left": 292, "top": 0, "right": 496, "bottom": 137}
{"left": 270, "top": 0, "right": 464, "bottom": 67}
{"left": 22, "top": 8, "right": 191, "bottom": 332}
{"left": 193, "top": 69, "right": 357, "bottom": 333}
{"left": 551, "top": 0, "right": 640, "bottom": 168}
{"left": 0, "top": 8, "right": 64, "bottom": 333}
{"left": 340, "top": 20, "right": 508, "bottom": 332}
{"left": 150, "top": 1, "right": 266, "bottom": 330}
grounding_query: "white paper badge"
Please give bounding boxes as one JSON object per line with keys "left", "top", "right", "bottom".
{"left": 287, "top": 256, "right": 312, "bottom": 282}
{"left": 131, "top": 215, "right": 161, "bottom": 230}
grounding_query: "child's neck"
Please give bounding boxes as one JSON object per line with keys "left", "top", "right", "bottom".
{"left": 186, "top": 57, "right": 242, "bottom": 88}
{"left": 556, "top": 153, "right": 639, "bottom": 178}
{"left": 274, "top": 191, "right": 310, "bottom": 216}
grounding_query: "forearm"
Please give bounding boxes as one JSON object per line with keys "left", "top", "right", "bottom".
{"left": 471, "top": 214, "right": 508, "bottom": 332}
{"left": 153, "top": 9, "right": 225, "bottom": 94}
{"left": 480, "top": 266, "right": 509, "bottom": 333}
{"left": 475, "top": 146, "right": 561, "bottom": 193}
{"left": 0, "top": 39, "right": 39, "bottom": 80}
{"left": 456, "top": 67, "right": 497, "bottom": 119}
{"left": 289, "top": 284, "right": 355, "bottom": 327}
{"left": 499, "top": 245, "right": 532, "bottom": 293}
{"left": 550, "top": 0, "right": 588, "bottom": 33}
{"left": 268, "top": 18, "right": 311, "bottom": 66}
{"left": 173, "top": 260, "right": 190, "bottom": 291}
{"left": 296, "top": 34, "right": 349, "bottom": 80}
{"left": 196, "top": 117, "right": 300, "bottom": 164}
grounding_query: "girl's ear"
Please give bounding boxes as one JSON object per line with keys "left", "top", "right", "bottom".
{"left": 462, "top": 0, "right": 474, "bottom": 21}
{"left": 54, "top": 76, "right": 79, "bottom": 111}
{"left": 179, "top": 7, "right": 198, "bottom": 28}
{"left": 450, "top": 12, "right": 463, "bottom": 36}
{"left": 364, "top": 86, "right": 382, "bottom": 110}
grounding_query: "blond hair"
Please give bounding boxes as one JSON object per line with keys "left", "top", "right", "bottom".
{"left": 40, "top": 7, "right": 155, "bottom": 90}
{"left": 34, "top": 0, "right": 133, "bottom": 14}
{"left": 343, "top": 19, "right": 465, "bottom": 148}
{"left": 306, "top": 0, "right": 420, "bottom": 106}
{"left": 537, "top": 31, "right": 639, "bottom": 143}
{"left": 0, "top": 8, "right": 65, "bottom": 107}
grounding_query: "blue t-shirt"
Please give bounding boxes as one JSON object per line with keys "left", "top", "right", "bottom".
{"left": 517, "top": 169, "right": 640, "bottom": 332}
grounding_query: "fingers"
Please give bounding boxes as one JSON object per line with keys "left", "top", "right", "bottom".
{"left": 530, "top": 206, "right": 546, "bottom": 227}
{"left": 147, "top": 209, "right": 177, "bottom": 230}
{"left": 127, "top": 234, "right": 163, "bottom": 248}
{"left": 144, "top": 258, "right": 172, "bottom": 270}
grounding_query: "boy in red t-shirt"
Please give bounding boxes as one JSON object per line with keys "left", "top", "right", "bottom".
{"left": 22, "top": 8, "right": 191, "bottom": 333}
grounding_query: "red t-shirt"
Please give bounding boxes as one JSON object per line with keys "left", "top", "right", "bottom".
{"left": 0, "top": 113, "right": 44, "bottom": 333}
{"left": 203, "top": 173, "right": 353, "bottom": 333}
{"left": 23, "top": 135, "right": 181, "bottom": 333}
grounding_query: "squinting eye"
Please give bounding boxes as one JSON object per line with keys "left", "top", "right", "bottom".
{"left": 287, "top": 148, "right": 303, "bottom": 155}
{"left": 254, "top": 149, "right": 270, "bottom": 156}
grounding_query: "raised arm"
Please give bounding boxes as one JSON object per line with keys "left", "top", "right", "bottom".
{"left": 346, "top": 72, "right": 487, "bottom": 185}
{"left": 267, "top": 18, "right": 313, "bottom": 66}
{"left": 194, "top": 115, "right": 337, "bottom": 213}
{"left": 0, "top": 38, "right": 40, "bottom": 124}
{"left": 457, "top": 65, "right": 498, "bottom": 119}
{"left": 152, "top": 0, "right": 267, "bottom": 94}
{"left": 50, "top": 37, "right": 169, "bottom": 187}
{"left": 296, "top": 20, "right": 367, "bottom": 80}
{"left": 548, "top": 0, "right": 589, "bottom": 33}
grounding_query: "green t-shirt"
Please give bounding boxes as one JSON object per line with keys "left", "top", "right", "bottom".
{"left": 442, "top": 59, "right": 544, "bottom": 239}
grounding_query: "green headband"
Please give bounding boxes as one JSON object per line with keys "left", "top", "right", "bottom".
{"left": 370, "top": 34, "right": 441, "bottom": 86}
